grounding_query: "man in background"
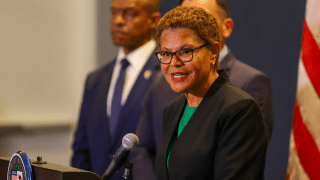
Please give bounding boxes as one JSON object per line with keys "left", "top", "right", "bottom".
{"left": 71, "top": 0, "right": 160, "bottom": 179}
{"left": 133, "top": 0, "right": 273, "bottom": 179}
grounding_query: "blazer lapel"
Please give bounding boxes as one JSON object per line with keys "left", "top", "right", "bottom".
{"left": 172, "top": 71, "right": 227, "bottom": 143}
{"left": 160, "top": 95, "right": 186, "bottom": 179}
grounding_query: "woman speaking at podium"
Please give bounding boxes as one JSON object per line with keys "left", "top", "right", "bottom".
{"left": 153, "top": 6, "right": 269, "bottom": 180}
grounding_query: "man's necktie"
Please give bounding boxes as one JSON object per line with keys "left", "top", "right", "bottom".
{"left": 110, "top": 59, "right": 130, "bottom": 136}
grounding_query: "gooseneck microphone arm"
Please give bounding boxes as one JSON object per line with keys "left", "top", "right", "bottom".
{"left": 102, "top": 133, "right": 139, "bottom": 180}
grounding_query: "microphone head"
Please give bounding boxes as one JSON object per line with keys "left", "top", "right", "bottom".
{"left": 122, "top": 133, "right": 139, "bottom": 151}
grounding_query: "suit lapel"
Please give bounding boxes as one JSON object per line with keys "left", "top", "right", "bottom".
{"left": 85, "top": 60, "right": 117, "bottom": 166}
{"left": 111, "top": 49, "right": 161, "bottom": 144}
{"left": 95, "top": 60, "right": 115, "bottom": 142}
{"left": 121, "top": 54, "right": 160, "bottom": 117}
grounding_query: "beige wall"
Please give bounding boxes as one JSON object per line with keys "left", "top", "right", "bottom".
{"left": 0, "top": 0, "right": 99, "bottom": 167}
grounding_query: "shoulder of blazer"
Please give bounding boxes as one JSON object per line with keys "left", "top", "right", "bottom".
{"left": 144, "top": 48, "right": 161, "bottom": 72}
{"left": 85, "top": 59, "right": 116, "bottom": 90}
{"left": 221, "top": 49, "right": 269, "bottom": 82}
{"left": 232, "top": 59, "right": 268, "bottom": 78}
{"left": 219, "top": 49, "right": 236, "bottom": 71}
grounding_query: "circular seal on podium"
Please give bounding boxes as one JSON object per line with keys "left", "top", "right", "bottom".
{"left": 7, "top": 151, "right": 33, "bottom": 180}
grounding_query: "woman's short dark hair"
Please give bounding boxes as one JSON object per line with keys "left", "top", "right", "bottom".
{"left": 156, "top": 6, "right": 221, "bottom": 70}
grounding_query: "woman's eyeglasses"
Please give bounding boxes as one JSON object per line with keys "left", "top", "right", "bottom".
{"left": 155, "top": 43, "right": 208, "bottom": 64}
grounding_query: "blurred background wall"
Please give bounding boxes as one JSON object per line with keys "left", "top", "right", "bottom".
{"left": 0, "top": 0, "right": 306, "bottom": 179}
{"left": 0, "top": 0, "right": 98, "bottom": 166}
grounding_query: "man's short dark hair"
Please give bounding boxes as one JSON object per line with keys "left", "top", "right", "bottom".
{"left": 142, "top": 0, "right": 161, "bottom": 14}
{"left": 178, "top": 0, "right": 184, "bottom": 5}
{"left": 178, "top": 0, "right": 231, "bottom": 18}
{"left": 216, "top": 0, "right": 230, "bottom": 18}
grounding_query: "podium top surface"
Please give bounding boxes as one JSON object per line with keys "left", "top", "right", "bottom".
{"left": 0, "top": 157, "right": 102, "bottom": 180}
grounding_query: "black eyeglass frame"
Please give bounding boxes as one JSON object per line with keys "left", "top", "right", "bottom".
{"left": 155, "top": 43, "right": 209, "bottom": 64}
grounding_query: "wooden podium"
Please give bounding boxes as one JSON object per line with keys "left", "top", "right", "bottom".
{"left": 0, "top": 156, "right": 102, "bottom": 180}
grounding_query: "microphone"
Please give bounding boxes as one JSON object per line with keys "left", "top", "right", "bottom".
{"left": 102, "top": 133, "right": 139, "bottom": 180}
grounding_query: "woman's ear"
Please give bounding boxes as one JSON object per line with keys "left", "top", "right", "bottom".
{"left": 209, "top": 42, "right": 220, "bottom": 59}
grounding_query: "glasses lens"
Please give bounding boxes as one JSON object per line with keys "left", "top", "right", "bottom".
{"left": 157, "top": 49, "right": 194, "bottom": 64}
{"left": 156, "top": 53, "right": 163, "bottom": 62}
{"left": 177, "top": 49, "right": 192, "bottom": 62}
{"left": 160, "top": 51, "right": 172, "bottom": 64}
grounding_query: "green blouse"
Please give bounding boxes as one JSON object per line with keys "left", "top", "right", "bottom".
{"left": 167, "top": 103, "right": 197, "bottom": 171}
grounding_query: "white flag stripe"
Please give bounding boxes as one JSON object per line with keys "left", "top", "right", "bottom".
{"left": 306, "top": 2, "right": 320, "bottom": 48}
{"left": 305, "top": 0, "right": 320, "bottom": 33}
{"left": 297, "top": 82, "right": 320, "bottom": 152}
{"left": 296, "top": 55, "right": 320, "bottom": 151}
{"left": 297, "top": 57, "right": 310, "bottom": 90}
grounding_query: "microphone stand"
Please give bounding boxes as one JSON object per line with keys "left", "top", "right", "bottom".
{"left": 102, "top": 158, "right": 133, "bottom": 180}
{"left": 122, "top": 161, "right": 133, "bottom": 180}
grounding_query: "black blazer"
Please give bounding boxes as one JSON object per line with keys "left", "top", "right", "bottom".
{"left": 133, "top": 50, "right": 273, "bottom": 180}
{"left": 154, "top": 70, "right": 269, "bottom": 180}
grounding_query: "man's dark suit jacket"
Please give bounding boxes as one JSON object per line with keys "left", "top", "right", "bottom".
{"left": 155, "top": 70, "right": 269, "bottom": 180}
{"left": 132, "top": 50, "right": 273, "bottom": 179}
{"left": 71, "top": 49, "right": 160, "bottom": 179}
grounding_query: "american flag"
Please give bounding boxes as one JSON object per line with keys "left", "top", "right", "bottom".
{"left": 11, "top": 170, "right": 23, "bottom": 180}
{"left": 286, "top": 0, "right": 320, "bottom": 179}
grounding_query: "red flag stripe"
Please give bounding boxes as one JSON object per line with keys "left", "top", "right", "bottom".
{"left": 293, "top": 101, "right": 320, "bottom": 180}
{"left": 301, "top": 20, "right": 320, "bottom": 98}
